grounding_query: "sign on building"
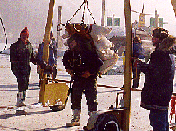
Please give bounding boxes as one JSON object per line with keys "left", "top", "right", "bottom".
{"left": 138, "top": 13, "right": 145, "bottom": 27}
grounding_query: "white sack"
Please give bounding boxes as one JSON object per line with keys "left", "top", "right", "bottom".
{"left": 90, "top": 24, "right": 118, "bottom": 74}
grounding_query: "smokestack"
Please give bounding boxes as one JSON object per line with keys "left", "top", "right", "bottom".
{"left": 101, "top": 0, "right": 105, "bottom": 26}
{"left": 57, "top": 6, "right": 62, "bottom": 48}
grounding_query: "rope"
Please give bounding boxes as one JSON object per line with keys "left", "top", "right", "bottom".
{"left": 0, "top": 17, "right": 8, "bottom": 53}
{"left": 81, "top": 1, "right": 86, "bottom": 23}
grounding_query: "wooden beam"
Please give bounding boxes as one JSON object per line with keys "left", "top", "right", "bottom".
{"left": 124, "top": 0, "right": 132, "bottom": 130}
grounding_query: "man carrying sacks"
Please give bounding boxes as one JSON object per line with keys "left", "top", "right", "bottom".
{"left": 63, "top": 33, "right": 103, "bottom": 126}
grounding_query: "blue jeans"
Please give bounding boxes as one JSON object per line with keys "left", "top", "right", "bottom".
{"left": 149, "top": 109, "right": 169, "bottom": 131}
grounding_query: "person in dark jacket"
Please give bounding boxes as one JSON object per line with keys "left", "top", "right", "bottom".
{"left": 10, "top": 27, "right": 37, "bottom": 107}
{"left": 132, "top": 36, "right": 145, "bottom": 88}
{"left": 63, "top": 34, "right": 103, "bottom": 127}
{"left": 139, "top": 36, "right": 175, "bottom": 131}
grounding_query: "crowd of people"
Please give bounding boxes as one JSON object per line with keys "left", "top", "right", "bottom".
{"left": 9, "top": 26, "right": 176, "bottom": 130}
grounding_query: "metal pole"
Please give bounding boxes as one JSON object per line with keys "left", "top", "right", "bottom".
{"left": 101, "top": 0, "right": 105, "bottom": 26}
{"left": 124, "top": 0, "right": 132, "bottom": 130}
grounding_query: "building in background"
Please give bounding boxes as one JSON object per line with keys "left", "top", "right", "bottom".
{"left": 150, "top": 9, "right": 168, "bottom": 28}
{"left": 107, "top": 16, "right": 120, "bottom": 27}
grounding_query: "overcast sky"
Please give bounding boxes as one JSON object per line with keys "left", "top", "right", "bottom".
{"left": 0, "top": 0, "right": 176, "bottom": 44}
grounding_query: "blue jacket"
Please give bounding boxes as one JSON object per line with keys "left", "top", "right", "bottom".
{"left": 133, "top": 42, "right": 145, "bottom": 59}
{"left": 37, "top": 42, "right": 55, "bottom": 67}
{"left": 139, "top": 50, "right": 175, "bottom": 110}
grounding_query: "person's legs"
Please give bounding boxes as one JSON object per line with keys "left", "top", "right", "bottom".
{"left": 66, "top": 79, "right": 83, "bottom": 127}
{"left": 84, "top": 78, "right": 98, "bottom": 115}
{"left": 17, "top": 77, "right": 26, "bottom": 107}
{"left": 71, "top": 80, "right": 83, "bottom": 110}
{"left": 16, "top": 72, "right": 30, "bottom": 107}
{"left": 132, "top": 66, "right": 140, "bottom": 88}
{"left": 52, "top": 66, "right": 57, "bottom": 80}
{"left": 149, "top": 109, "right": 168, "bottom": 131}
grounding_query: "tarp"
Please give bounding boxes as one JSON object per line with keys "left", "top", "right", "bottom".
{"left": 136, "top": 30, "right": 149, "bottom": 36}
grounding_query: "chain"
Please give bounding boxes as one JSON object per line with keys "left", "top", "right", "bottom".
{"left": 67, "top": 0, "right": 96, "bottom": 24}
{"left": 67, "top": 1, "right": 85, "bottom": 23}
{"left": 81, "top": 2, "right": 86, "bottom": 23}
{"left": 86, "top": 1, "right": 96, "bottom": 24}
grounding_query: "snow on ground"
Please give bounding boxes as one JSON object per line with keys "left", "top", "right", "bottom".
{"left": 0, "top": 54, "right": 175, "bottom": 130}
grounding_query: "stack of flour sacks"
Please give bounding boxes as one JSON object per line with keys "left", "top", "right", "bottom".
{"left": 62, "top": 24, "right": 118, "bottom": 75}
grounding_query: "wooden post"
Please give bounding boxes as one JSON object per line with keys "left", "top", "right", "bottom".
{"left": 171, "top": 0, "right": 176, "bottom": 16}
{"left": 39, "top": 0, "right": 55, "bottom": 104}
{"left": 43, "top": 0, "right": 55, "bottom": 63}
{"left": 101, "top": 0, "right": 105, "bottom": 26}
{"left": 124, "top": 0, "right": 132, "bottom": 130}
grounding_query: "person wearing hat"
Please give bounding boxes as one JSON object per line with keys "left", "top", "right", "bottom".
{"left": 144, "top": 27, "right": 169, "bottom": 64}
{"left": 138, "top": 34, "right": 175, "bottom": 131}
{"left": 63, "top": 33, "right": 103, "bottom": 127}
{"left": 10, "top": 27, "right": 37, "bottom": 107}
{"left": 152, "top": 27, "right": 169, "bottom": 49}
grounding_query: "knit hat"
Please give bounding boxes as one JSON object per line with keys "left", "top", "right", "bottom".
{"left": 153, "top": 27, "right": 168, "bottom": 41}
{"left": 20, "top": 27, "right": 29, "bottom": 38}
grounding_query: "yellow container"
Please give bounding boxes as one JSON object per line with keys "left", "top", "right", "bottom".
{"left": 39, "top": 82, "right": 69, "bottom": 107}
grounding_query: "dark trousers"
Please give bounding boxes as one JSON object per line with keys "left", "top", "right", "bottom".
{"left": 71, "top": 77, "right": 97, "bottom": 112}
{"left": 17, "top": 74, "right": 30, "bottom": 92}
{"left": 132, "top": 65, "right": 141, "bottom": 88}
{"left": 149, "top": 109, "right": 169, "bottom": 131}
{"left": 15, "top": 70, "right": 30, "bottom": 92}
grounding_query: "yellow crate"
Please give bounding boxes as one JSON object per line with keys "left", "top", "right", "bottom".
{"left": 39, "top": 82, "right": 69, "bottom": 107}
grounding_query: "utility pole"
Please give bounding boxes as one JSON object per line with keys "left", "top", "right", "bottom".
{"left": 124, "top": 0, "right": 132, "bottom": 130}
{"left": 39, "top": 0, "right": 55, "bottom": 104}
{"left": 57, "top": 6, "right": 62, "bottom": 49}
{"left": 154, "top": 9, "right": 159, "bottom": 28}
{"left": 43, "top": 0, "right": 55, "bottom": 64}
{"left": 101, "top": 0, "right": 105, "bottom": 26}
{"left": 112, "top": 14, "right": 115, "bottom": 26}
{"left": 171, "top": 0, "right": 176, "bottom": 16}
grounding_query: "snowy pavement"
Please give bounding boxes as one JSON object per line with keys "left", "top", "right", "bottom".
{"left": 0, "top": 54, "right": 175, "bottom": 130}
